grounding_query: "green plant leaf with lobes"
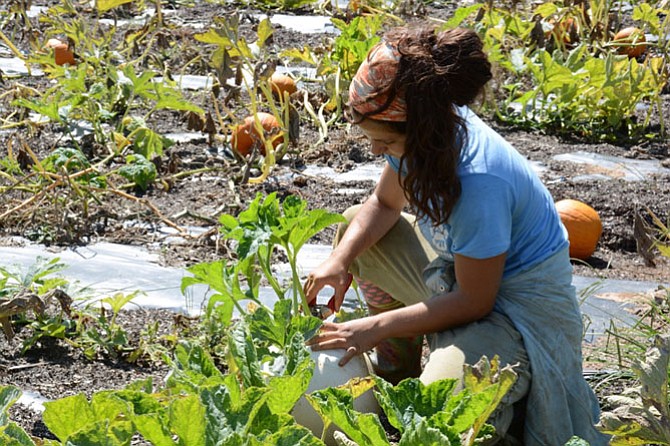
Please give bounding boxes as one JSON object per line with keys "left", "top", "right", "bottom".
{"left": 118, "top": 154, "right": 157, "bottom": 190}
{"left": 397, "top": 418, "right": 452, "bottom": 446}
{"left": 229, "top": 322, "right": 265, "bottom": 388}
{"left": 249, "top": 301, "right": 290, "bottom": 347}
{"left": 12, "top": 97, "right": 62, "bottom": 122}
{"left": 307, "top": 387, "right": 390, "bottom": 446}
{"left": 171, "top": 342, "right": 225, "bottom": 386}
{"left": 260, "top": 424, "right": 325, "bottom": 445}
{"left": 266, "top": 357, "right": 313, "bottom": 414}
{"left": 201, "top": 385, "right": 270, "bottom": 443}
{"left": 374, "top": 376, "right": 459, "bottom": 433}
{"left": 287, "top": 209, "right": 346, "bottom": 254}
{"left": 112, "top": 389, "right": 162, "bottom": 416}
{"left": 444, "top": 3, "right": 483, "bottom": 28}
{"left": 121, "top": 65, "right": 156, "bottom": 97}
{"left": 153, "top": 82, "right": 205, "bottom": 115}
{"left": 0, "top": 422, "right": 36, "bottom": 445}
{"left": 133, "top": 414, "right": 174, "bottom": 446}
{"left": 170, "top": 394, "right": 206, "bottom": 446}
{"left": 194, "top": 28, "right": 234, "bottom": 47}
{"left": 451, "top": 356, "right": 517, "bottom": 437}
{"left": 65, "top": 419, "right": 134, "bottom": 445}
{"left": 182, "top": 259, "right": 235, "bottom": 297}
{"left": 101, "top": 292, "right": 137, "bottom": 316}
{"left": 89, "top": 391, "right": 131, "bottom": 426}
{"left": 43, "top": 393, "right": 96, "bottom": 440}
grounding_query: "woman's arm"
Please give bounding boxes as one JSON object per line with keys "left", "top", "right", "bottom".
{"left": 328, "top": 163, "right": 408, "bottom": 267}
{"left": 376, "top": 252, "right": 506, "bottom": 337}
{"left": 303, "top": 163, "right": 408, "bottom": 310}
{"left": 308, "top": 252, "right": 506, "bottom": 365}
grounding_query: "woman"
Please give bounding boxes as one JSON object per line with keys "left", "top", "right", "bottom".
{"left": 303, "top": 25, "right": 608, "bottom": 445}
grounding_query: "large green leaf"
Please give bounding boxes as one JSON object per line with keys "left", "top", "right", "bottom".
{"left": 446, "top": 357, "right": 517, "bottom": 438}
{"left": 374, "top": 377, "right": 458, "bottom": 433}
{"left": 201, "top": 384, "right": 269, "bottom": 444}
{"left": 90, "top": 392, "right": 131, "bottom": 425}
{"left": 43, "top": 394, "right": 96, "bottom": 441}
{"left": 0, "top": 422, "right": 35, "bottom": 446}
{"left": 257, "top": 423, "right": 324, "bottom": 445}
{"left": 307, "top": 387, "right": 390, "bottom": 446}
{"left": 64, "top": 419, "right": 134, "bottom": 446}
{"left": 267, "top": 357, "right": 313, "bottom": 414}
{"left": 229, "top": 322, "right": 265, "bottom": 388}
{"left": 398, "top": 418, "right": 453, "bottom": 446}
{"left": 0, "top": 386, "right": 21, "bottom": 427}
{"left": 133, "top": 414, "right": 174, "bottom": 446}
{"left": 170, "top": 342, "right": 225, "bottom": 386}
{"left": 170, "top": 394, "right": 206, "bottom": 446}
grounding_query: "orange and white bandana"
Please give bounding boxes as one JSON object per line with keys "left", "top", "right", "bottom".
{"left": 348, "top": 41, "right": 406, "bottom": 122}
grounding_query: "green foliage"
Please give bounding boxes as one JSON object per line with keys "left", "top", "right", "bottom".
{"left": 0, "top": 386, "right": 35, "bottom": 446}
{"left": 118, "top": 154, "right": 157, "bottom": 191}
{"left": 0, "top": 256, "right": 67, "bottom": 296}
{"left": 71, "top": 292, "right": 139, "bottom": 360}
{"left": 0, "top": 257, "right": 77, "bottom": 349}
{"left": 183, "top": 192, "right": 345, "bottom": 322}
{"left": 2, "top": 201, "right": 519, "bottom": 445}
{"left": 194, "top": 14, "right": 263, "bottom": 88}
{"left": 307, "top": 356, "right": 517, "bottom": 445}
{"left": 96, "top": 0, "right": 135, "bottom": 13}
{"left": 598, "top": 334, "right": 670, "bottom": 445}
{"left": 318, "top": 15, "right": 385, "bottom": 81}
{"left": 38, "top": 339, "right": 320, "bottom": 445}
{"left": 18, "top": 17, "right": 203, "bottom": 153}
{"left": 41, "top": 147, "right": 107, "bottom": 187}
{"left": 243, "top": 0, "right": 318, "bottom": 12}
{"left": 450, "top": 1, "right": 669, "bottom": 141}
{"left": 507, "top": 47, "right": 665, "bottom": 138}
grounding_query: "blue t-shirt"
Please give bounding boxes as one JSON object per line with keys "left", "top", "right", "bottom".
{"left": 385, "top": 106, "right": 567, "bottom": 278}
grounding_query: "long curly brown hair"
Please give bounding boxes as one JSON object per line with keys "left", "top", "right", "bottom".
{"left": 355, "top": 26, "right": 492, "bottom": 225}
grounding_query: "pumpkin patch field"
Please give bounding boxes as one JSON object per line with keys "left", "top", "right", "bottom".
{"left": 0, "top": 0, "right": 669, "bottom": 444}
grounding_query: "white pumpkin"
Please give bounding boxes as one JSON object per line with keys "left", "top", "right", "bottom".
{"left": 292, "top": 349, "right": 379, "bottom": 445}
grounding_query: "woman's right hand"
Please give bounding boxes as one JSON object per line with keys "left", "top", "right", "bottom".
{"left": 303, "top": 257, "right": 353, "bottom": 313}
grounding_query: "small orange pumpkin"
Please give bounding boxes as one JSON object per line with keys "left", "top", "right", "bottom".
{"left": 231, "top": 112, "right": 283, "bottom": 156}
{"left": 555, "top": 199, "right": 603, "bottom": 260}
{"left": 546, "top": 17, "right": 579, "bottom": 45}
{"left": 44, "top": 38, "right": 76, "bottom": 66}
{"left": 612, "top": 27, "right": 647, "bottom": 58}
{"left": 269, "top": 73, "right": 297, "bottom": 98}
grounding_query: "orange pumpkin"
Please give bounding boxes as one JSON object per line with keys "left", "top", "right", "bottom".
{"left": 555, "top": 199, "right": 603, "bottom": 260}
{"left": 546, "top": 17, "right": 580, "bottom": 45}
{"left": 612, "top": 27, "right": 647, "bottom": 58}
{"left": 269, "top": 73, "right": 297, "bottom": 98}
{"left": 45, "top": 38, "right": 76, "bottom": 66}
{"left": 231, "top": 112, "right": 283, "bottom": 156}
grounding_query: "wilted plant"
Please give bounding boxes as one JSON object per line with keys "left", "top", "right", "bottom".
{"left": 598, "top": 334, "right": 670, "bottom": 445}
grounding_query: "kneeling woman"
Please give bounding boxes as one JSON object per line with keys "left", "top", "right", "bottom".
{"left": 304, "top": 25, "right": 608, "bottom": 445}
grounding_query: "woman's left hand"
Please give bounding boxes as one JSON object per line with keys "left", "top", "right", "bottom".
{"left": 306, "top": 317, "right": 383, "bottom": 366}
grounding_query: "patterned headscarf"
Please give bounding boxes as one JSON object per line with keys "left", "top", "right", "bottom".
{"left": 348, "top": 41, "right": 406, "bottom": 122}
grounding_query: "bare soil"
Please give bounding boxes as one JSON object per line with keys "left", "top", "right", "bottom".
{"left": 1, "top": 0, "right": 669, "bottom": 442}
